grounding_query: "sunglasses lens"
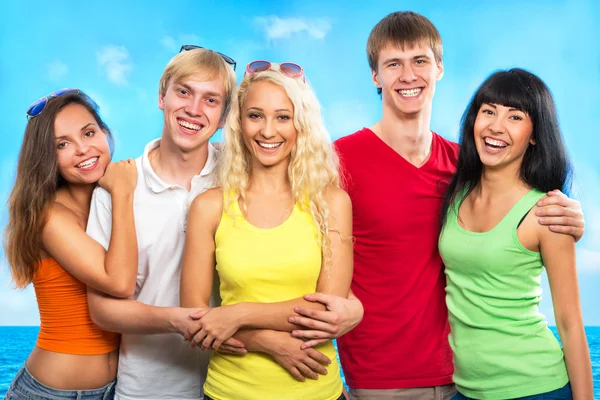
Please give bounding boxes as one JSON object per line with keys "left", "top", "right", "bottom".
{"left": 27, "top": 98, "right": 48, "bottom": 117}
{"left": 248, "top": 60, "right": 271, "bottom": 73}
{"left": 280, "top": 63, "right": 302, "bottom": 77}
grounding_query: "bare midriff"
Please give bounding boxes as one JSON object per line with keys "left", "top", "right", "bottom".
{"left": 26, "top": 347, "right": 118, "bottom": 390}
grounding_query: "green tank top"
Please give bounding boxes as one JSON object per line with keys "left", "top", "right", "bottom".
{"left": 438, "top": 189, "right": 568, "bottom": 399}
{"left": 203, "top": 198, "right": 343, "bottom": 400}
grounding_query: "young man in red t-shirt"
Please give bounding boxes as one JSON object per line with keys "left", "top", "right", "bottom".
{"left": 289, "top": 11, "right": 585, "bottom": 400}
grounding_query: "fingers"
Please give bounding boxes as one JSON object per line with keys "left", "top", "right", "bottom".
{"left": 289, "top": 315, "right": 338, "bottom": 333}
{"left": 189, "top": 330, "right": 208, "bottom": 349}
{"left": 303, "top": 292, "right": 334, "bottom": 306}
{"left": 217, "top": 345, "right": 247, "bottom": 355}
{"left": 287, "top": 366, "right": 305, "bottom": 382}
{"left": 222, "top": 337, "right": 245, "bottom": 348}
{"left": 301, "top": 355, "right": 328, "bottom": 376}
{"left": 190, "top": 309, "right": 210, "bottom": 319}
{"left": 292, "top": 307, "right": 339, "bottom": 324}
{"left": 538, "top": 216, "right": 583, "bottom": 228}
{"left": 538, "top": 191, "right": 577, "bottom": 208}
{"left": 292, "top": 328, "right": 332, "bottom": 340}
{"left": 536, "top": 206, "right": 579, "bottom": 218}
{"left": 295, "top": 362, "right": 319, "bottom": 381}
{"left": 548, "top": 225, "right": 583, "bottom": 236}
{"left": 202, "top": 334, "right": 216, "bottom": 351}
{"left": 305, "top": 348, "right": 332, "bottom": 365}
{"left": 300, "top": 338, "right": 330, "bottom": 349}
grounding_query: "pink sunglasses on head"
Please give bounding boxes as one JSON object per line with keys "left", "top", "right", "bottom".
{"left": 245, "top": 60, "right": 305, "bottom": 82}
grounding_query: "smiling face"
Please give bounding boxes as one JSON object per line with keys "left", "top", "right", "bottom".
{"left": 372, "top": 42, "right": 443, "bottom": 118}
{"left": 474, "top": 103, "right": 535, "bottom": 171}
{"left": 54, "top": 103, "right": 111, "bottom": 185}
{"left": 159, "top": 74, "right": 226, "bottom": 153}
{"left": 241, "top": 80, "right": 298, "bottom": 169}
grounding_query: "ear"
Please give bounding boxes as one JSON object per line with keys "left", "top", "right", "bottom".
{"left": 436, "top": 59, "right": 444, "bottom": 81}
{"left": 371, "top": 69, "right": 381, "bottom": 90}
{"left": 158, "top": 93, "right": 165, "bottom": 111}
{"left": 530, "top": 137, "right": 536, "bottom": 145}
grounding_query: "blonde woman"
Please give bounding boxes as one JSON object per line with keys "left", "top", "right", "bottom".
{"left": 180, "top": 61, "right": 352, "bottom": 400}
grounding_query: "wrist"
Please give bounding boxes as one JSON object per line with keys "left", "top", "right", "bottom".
{"left": 165, "top": 307, "right": 182, "bottom": 334}
{"left": 232, "top": 303, "right": 249, "bottom": 328}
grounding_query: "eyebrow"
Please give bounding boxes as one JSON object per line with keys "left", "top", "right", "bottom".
{"left": 203, "top": 91, "right": 223, "bottom": 99}
{"left": 247, "top": 107, "right": 292, "bottom": 112}
{"left": 382, "top": 54, "right": 431, "bottom": 64}
{"left": 54, "top": 123, "right": 97, "bottom": 140}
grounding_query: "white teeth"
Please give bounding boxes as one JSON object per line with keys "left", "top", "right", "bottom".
{"left": 77, "top": 157, "right": 98, "bottom": 168}
{"left": 398, "top": 88, "right": 422, "bottom": 97}
{"left": 484, "top": 137, "right": 508, "bottom": 148}
{"left": 257, "top": 142, "right": 282, "bottom": 149}
{"left": 178, "top": 120, "right": 201, "bottom": 130}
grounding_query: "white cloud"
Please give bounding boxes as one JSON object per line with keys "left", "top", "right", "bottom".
{"left": 254, "top": 16, "right": 331, "bottom": 40}
{"left": 160, "top": 35, "right": 177, "bottom": 52}
{"left": 97, "top": 45, "right": 133, "bottom": 86}
{"left": 160, "top": 33, "right": 202, "bottom": 53}
{"left": 46, "top": 59, "right": 68, "bottom": 82}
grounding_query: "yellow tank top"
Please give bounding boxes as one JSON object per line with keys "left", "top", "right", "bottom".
{"left": 204, "top": 199, "right": 343, "bottom": 400}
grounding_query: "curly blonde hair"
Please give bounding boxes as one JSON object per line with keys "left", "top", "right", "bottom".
{"left": 219, "top": 69, "right": 340, "bottom": 265}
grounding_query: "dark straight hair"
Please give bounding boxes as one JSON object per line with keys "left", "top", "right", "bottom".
{"left": 440, "top": 68, "right": 572, "bottom": 226}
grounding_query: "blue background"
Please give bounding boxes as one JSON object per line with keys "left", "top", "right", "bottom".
{"left": 1, "top": 0, "right": 599, "bottom": 396}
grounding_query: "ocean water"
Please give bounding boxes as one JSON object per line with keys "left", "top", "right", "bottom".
{"left": 1, "top": 326, "right": 598, "bottom": 398}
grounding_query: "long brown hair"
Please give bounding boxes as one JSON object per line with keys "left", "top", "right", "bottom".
{"left": 4, "top": 91, "right": 113, "bottom": 288}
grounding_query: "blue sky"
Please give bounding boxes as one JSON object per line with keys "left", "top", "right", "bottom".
{"left": 1, "top": 0, "right": 599, "bottom": 325}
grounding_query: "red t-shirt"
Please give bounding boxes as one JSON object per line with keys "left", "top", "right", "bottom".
{"left": 335, "top": 128, "right": 459, "bottom": 389}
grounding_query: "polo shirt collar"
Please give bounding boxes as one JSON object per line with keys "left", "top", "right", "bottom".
{"left": 141, "top": 138, "right": 219, "bottom": 193}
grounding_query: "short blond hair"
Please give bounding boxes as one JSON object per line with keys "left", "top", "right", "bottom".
{"left": 159, "top": 48, "right": 237, "bottom": 120}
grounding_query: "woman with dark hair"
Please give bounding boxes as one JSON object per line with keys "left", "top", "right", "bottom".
{"left": 439, "top": 69, "right": 593, "bottom": 399}
{"left": 4, "top": 89, "right": 138, "bottom": 400}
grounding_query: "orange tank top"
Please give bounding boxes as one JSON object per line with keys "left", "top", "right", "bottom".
{"left": 33, "top": 258, "right": 120, "bottom": 354}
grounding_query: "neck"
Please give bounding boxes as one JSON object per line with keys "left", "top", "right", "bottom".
{"left": 150, "top": 134, "right": 210, "bottom": 191}
{"left": 248, "top": 160, "right": 291, "bottom": 195}
{"left": 477, "top": 163, "right": 528, "bottom": 200}
{"left": 371, "top": 103, "right": 433, "bottom": 167}
{"left": 62, "top": 183, "right": 95, "bottom": 216}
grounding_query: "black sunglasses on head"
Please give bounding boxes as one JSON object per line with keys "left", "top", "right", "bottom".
{"left": 179, "top": 45, "right": 236, "bottom": 71}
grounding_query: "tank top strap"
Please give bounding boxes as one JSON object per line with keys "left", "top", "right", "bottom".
{"left": 502, "top": 189, "right": 546, "bottom": 230}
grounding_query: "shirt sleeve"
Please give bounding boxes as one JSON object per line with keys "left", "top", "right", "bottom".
{"left": 86, "top": 187, "right": 113, "bottom": 250}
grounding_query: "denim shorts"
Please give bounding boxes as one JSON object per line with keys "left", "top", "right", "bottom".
{"left": 4, "top": 366, "right": 115, "bottom": 400}
{"left": 452, "top": 382, "right": 572, "bottom": 400}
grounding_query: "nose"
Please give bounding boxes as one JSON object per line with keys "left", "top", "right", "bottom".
{"left": 260, "top": 119, "right": 277, "bottom": 139}
{"left": 185, "top": 96, "right": 204, "bottom": 117}
{"left": 399, "top": 64, "right": 417, "bottom": 83}
{"left": 74, "top": 139, "right": 90, "bottom": 155}
{"left": 488, "top": 115, "right": 507, "bottom": 134}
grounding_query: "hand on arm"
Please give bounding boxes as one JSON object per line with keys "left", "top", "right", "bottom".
{"left": 290, "top": 290, "right": 364, "bottom": 348}
{"left": 180, "top": 189, "right": 244, "bottom": 351}
{"left": 42, "top": 160, "right": 138, "bottom": 298}
{"left": 212, "top": 187, "right": 355, "bottom": 336}
{"left": 233, "top": 329, "right": 331, "bottom": 382}
{"left": 540, "top": 223, "right": 593, "bottom": 399}
{"left": 87, "top": 288, "right": 204, "bottom": 335}
{"left": 536, "top": 190, "right": 584, "bottom": 242}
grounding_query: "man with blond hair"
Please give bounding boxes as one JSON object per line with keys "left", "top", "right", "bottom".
{"left": 86, "top": 47, "right": 239, "bottom": 400}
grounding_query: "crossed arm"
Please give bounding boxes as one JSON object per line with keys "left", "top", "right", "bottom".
{"left": 180, "top": 187, "right": 355, "bottom": 350}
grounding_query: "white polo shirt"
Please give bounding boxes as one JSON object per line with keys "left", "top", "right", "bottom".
{"left": 87, "top": 138, "right": 219, "bottom": 400}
